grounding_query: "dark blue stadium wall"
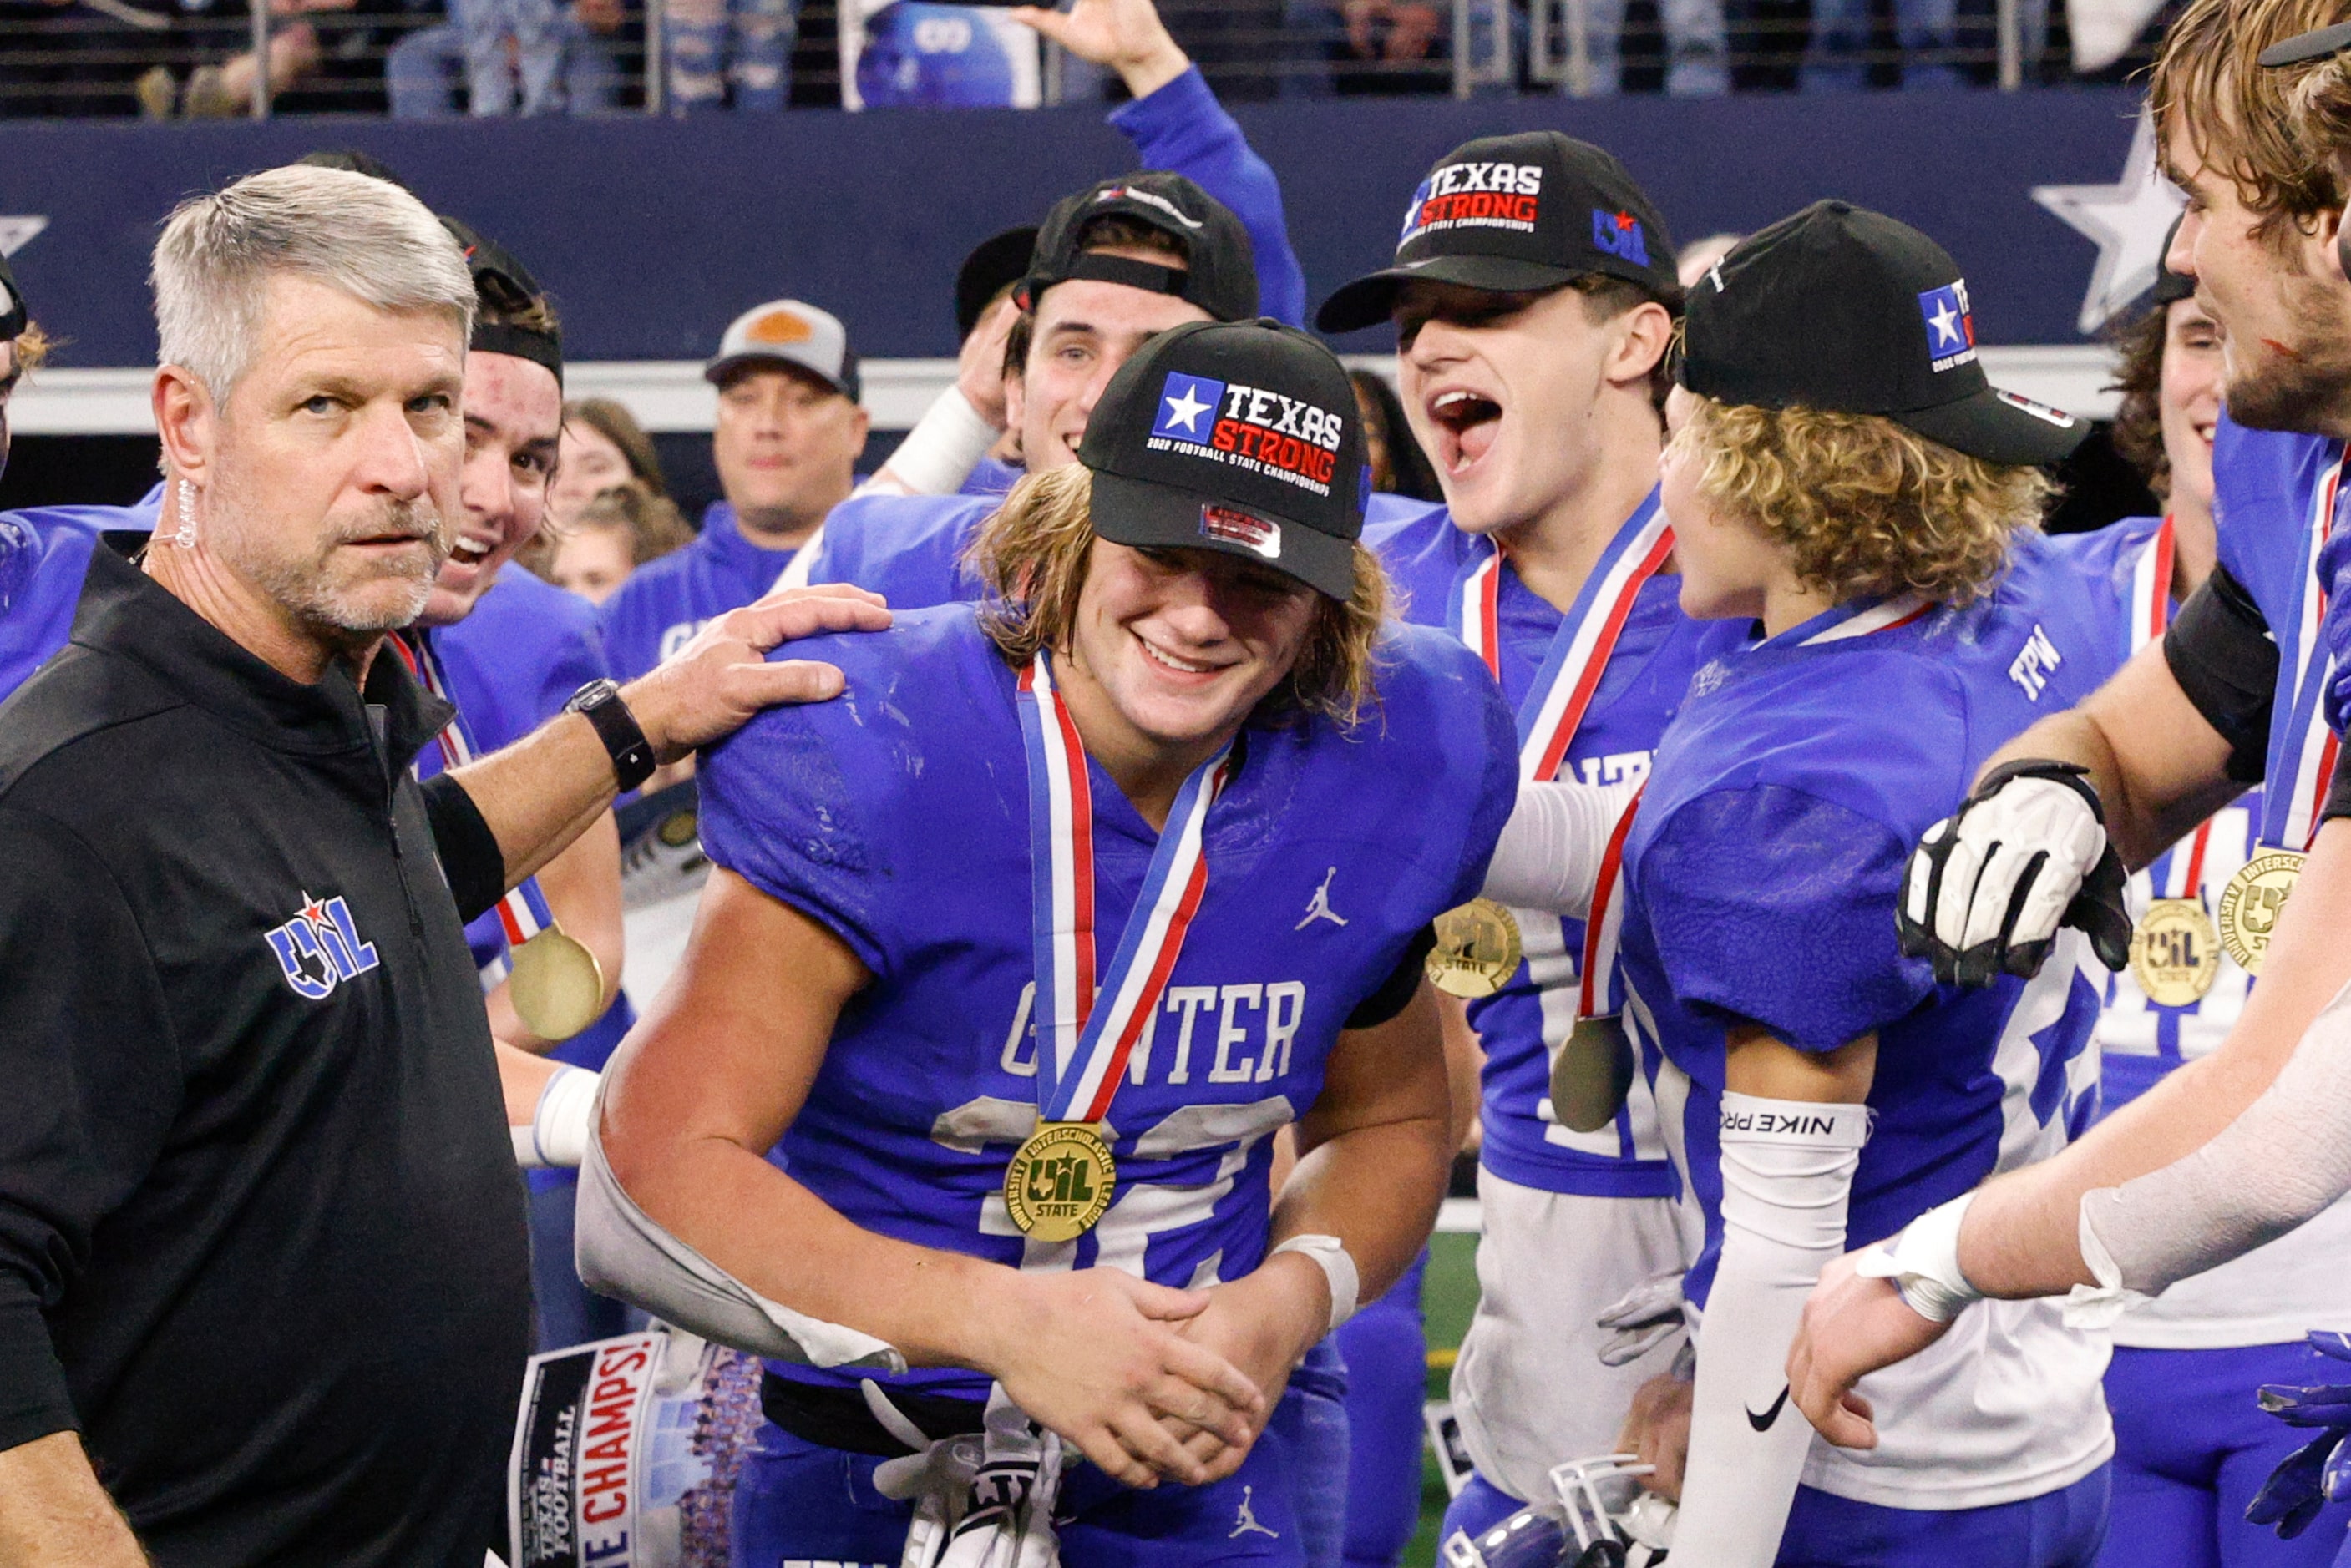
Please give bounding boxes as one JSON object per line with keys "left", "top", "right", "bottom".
{"left": 3, "top": 87, "right": 2146, "bottom": 365}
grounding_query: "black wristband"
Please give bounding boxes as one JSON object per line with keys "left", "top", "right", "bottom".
{"left": 567, "top": 679, "right": 657, "bottom": 793}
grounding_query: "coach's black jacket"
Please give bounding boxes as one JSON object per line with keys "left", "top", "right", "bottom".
{"left": 0, "top": 542, "right": 531, "bottom": 1565}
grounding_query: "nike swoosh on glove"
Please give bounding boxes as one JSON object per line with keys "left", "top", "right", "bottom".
{"left": 1897, "top": 759, "right": 2131, "bottom": 987}
{"left": 2248, "top": 1332, "right": 2351, "bottom": 1540}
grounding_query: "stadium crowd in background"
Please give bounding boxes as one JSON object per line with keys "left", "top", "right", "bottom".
{"left": 18, "top": 0, "right": 2351, "bottom": 1564}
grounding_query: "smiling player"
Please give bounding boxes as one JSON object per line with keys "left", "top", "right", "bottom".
{"left": 581, "top": 320, "right": 1517, "bottom": 1566}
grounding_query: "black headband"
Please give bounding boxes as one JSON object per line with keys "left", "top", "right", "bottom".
{"left": 472, "top": 321, "right": 563, "bottom": 386}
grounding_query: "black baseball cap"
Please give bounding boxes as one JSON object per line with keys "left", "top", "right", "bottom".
{"left": 1079, "top": 318, "right": 1366, "bottom": 600}
{"left": 442, "top": 215, "right": 563, "bottom": 386}
{"left": 1021, "top": 173, "right": 1258, "bottom": 325}
{"left": 2260, "top": 20, "right": 2351, "bottom": 64}
{"left": 957, "top": 225, "right": 1036, "bottom": 339}
{"left": 1316, "top": 132, "right": 1679, "bottom": 335}
{"left": 1681, "top": 200, "right": 2085, "bottom": 466}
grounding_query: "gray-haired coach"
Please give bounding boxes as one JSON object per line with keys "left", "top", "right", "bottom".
{"left": 0, "top": 166, "right": 887, "bottom": 1565}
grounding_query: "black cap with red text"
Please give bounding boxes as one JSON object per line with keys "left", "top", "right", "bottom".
{"left": 1317, "top": 131, "right": 1679, "bottom": 334}
{"left": 1682, "top": 200, "right": 2085, "bottom": 465}
{"left": 1021, "top": 173, "right": 1258, "bottom": 325}
{"left": 1079, "top": 318, "right": 1366, "bottom": 600}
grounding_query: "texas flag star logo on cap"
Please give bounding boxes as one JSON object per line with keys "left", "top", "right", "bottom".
{"left": 1152, "top": 372, "right": 1226, "bottom": 444}
{"left": 1918, "top": 281, "right": 1977, "bottom": 373}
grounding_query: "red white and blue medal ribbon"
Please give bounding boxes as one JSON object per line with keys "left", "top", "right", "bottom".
{"left": 1445, "top": 498, "right": 1671, "bottom": 1028}
{"left": 2273, "top": 456, "right": 2349, "bottom": 853}
{"left": 1016, "top": 650, "right": 1233, "bottom": 1126}
{"left": 2130, "top": 519, "right": 2217, "bottom": 896}
{"left": 1452, "top": 493, "right": 1675, "bottom": 785}
{"left": 388, "top": 633, "right": 560, "bottom": 987}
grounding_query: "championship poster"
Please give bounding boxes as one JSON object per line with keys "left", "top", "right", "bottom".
{"left": 508, "top": 1330, "right": 765, "bottom": 1568}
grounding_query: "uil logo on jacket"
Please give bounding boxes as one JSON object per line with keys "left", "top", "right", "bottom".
{"left": 264, "top": 892, "right": 381, "bottom": 1000}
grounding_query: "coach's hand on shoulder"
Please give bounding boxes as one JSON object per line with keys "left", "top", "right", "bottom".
{"left": 1008, "top": 0, "right": 1189, "bottom": 99}
{"left": 973, "top": 1267, "right": 1264, "bottom": 1490}
{"left": 1784, "top": 1251, "right": 1954, "bottom": 1450}
{"left": 1897, "top": 758, "right": 2131, "bottom": 987}
{"left": 621, "top": 584, "right": 891, "bottom": 763}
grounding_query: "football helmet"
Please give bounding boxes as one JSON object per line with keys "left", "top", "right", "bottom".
{"left": 1436, "top": 1454, "right": 1674, "bottom": 1568}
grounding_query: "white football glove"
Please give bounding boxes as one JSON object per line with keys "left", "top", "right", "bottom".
{"left": 1897, "top": 760, "right": 2131, "bottom": 986}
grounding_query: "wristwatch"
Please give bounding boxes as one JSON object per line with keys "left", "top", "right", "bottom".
{"left": 565, "top": 679, "right": 657, "bottom": 792}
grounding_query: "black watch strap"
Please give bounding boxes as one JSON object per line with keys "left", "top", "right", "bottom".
{"left": 568, "top": 679, "right": 658, "bottom": 793}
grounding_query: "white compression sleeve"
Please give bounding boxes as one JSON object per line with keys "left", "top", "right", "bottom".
{"left": 854, "top": 386, "right": 999, "bottom": 498}
{"left": 2080, "top": 974, "right": 2351, "bottom": 1298}
{"left": 1673, "top": 1093, "right": 1872, "bottom": 1568}
{"left": 1478, "top": 777, "right": 1639, "bottom": 916}
{"left": 574, "top": 1120, "right": 907, "bottom": 1373}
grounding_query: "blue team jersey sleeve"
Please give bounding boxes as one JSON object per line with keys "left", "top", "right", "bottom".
{"left": 1637, "top": 784, "right": 1929, "bottom": 1055}
{"left": 1362, "top": 497, "right": 1461, "bottom": 630}
{"left": 1377, "top": 620, "right": 1519, "bottom": 911}
{"left": 696, "top": 635, "right": 904, "bottom": 979}
{"left": 804, "top": 494, "right": 995, "bottom": 609}
{"left": 1108, "top": 65, "right": 1305, "bottom": 328}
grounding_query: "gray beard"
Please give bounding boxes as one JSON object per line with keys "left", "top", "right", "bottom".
{"left": 239, "top": 498, "right": 448, "bottom": 643}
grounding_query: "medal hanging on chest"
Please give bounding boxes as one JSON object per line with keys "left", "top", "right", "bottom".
{"left": 2115, "top": 522, "right": 2222, "bottom": 1006}
{"left": 1426, "top": 506, "right": 1673, "bottom": 1019}
{"left": 2221, "top": 461, "right": 2350, "bottom": 975}
{"left": 1551, "top": 789, "right": 1643, "bottom": 1133}
{"left": 1007, "top": 652, "right": 1233, "bottom": 1242}
{"left": 392, "top": 634, "right": 606, "bottom": 1039}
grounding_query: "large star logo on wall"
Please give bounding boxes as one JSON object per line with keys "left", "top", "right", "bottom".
{"left": 2030, "top": 108, "right": 2185, "bottom": 336}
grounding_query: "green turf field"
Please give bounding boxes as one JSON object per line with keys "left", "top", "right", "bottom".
{"left": 1406, "top": 1230, "right": 1482, "bottom": 1566}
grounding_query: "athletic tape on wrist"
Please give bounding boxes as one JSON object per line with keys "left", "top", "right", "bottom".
{"left": 529, "top": 1064, "right": 601, "bottom": 1169}
{"left": 1854, "top": 1191, "right": 1981, "bottom": 1323}
{"left": 1271, "top": 1233, "right": 1360, "bottom": 1332}
{"left": 875, "top": 386, "right": 999, "bottom": 497}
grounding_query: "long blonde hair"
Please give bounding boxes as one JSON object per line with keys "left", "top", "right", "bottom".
{"left": 965, "top": 464, "right": 1390, "bottom": 727}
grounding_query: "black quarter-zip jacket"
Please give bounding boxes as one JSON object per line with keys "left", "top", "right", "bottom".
{"left": 0, "top": 542, "right": 531, "bottom": 1565}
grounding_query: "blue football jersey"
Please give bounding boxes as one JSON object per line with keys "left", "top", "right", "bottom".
{"left": 801, "top": 492, "right": 995, "bottom": 609}
{"left": 2210, "top": 412, "right": 2346, "bottom": 847}
{"left": 696, "top": 605, "right": 1517, "bottom": 1401}
{"left": 601, "top": 503, "right": 804, "bottom": 680}
{"left": 0, "top": 492, "right": 160, "bottom": 702}
{"left": 1620, "top": 569, "right": 2114, "bottom": 1312}
{"left": 1370, "top": 493, "right": 1713, "bottom": 1199}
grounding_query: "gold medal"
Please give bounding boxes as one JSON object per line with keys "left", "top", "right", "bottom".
{"left": 509, "top": 926, "right": 606, "bottom": 1041}
{"left": 2217, "top": 848, "right": 2304, "bottom": 976}
{"left": 1426, "top": 898, "right": 1523, "bottom": 999}
{"left": 1551, "top": 1014, "right": 1635, "bottom": 1134}
{"left": 2127, "top": 898, "right": 2222, "bottom": 1007}
{"left": 1004, "top": 1121, "right": 1117, "bottom": 1241}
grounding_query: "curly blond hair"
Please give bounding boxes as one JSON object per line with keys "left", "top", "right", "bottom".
{"left": 1671, "top": 396, "right": 2052, "bottom": 606}
{"left": 2151, "top": 0, "right": 2347, "bottom": 233}
{"left": 965, "top": 463, "right": 1389, "bottom": 727}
